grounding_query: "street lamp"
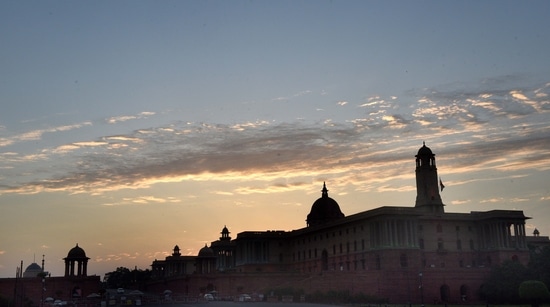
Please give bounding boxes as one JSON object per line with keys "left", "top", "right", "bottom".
{"left": 41, "top": 277, "right": 46, "bottom": 307}
{"left": 418, "top": 272, "right": 424, "bottom": 307}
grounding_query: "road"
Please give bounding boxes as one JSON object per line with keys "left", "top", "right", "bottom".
{"left": 145, "top": 301, "right": 340, "bottom": 307}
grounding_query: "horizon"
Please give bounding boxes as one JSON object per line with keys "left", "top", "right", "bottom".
{"left": 1, "top": 1, "right": 550, "bottom": 279}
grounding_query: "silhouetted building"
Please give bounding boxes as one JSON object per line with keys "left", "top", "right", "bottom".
{"left": 148, "top": 144, "right": 547, "bottom": 303}
{"left": 210, "top": 225, "right": 236, "bottom": 271}
{"left": 0, "top": 244, "right": 100, "bottom": 307}
{"left": 151, "top": 245, "right": 195, "bottom": 278}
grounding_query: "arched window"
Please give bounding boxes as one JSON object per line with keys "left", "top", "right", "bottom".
{"left": 460, "top": 284, "right": 468, "bottom": 302}
{"left": 440, "top": 284, "right": 450, "bottom": 303}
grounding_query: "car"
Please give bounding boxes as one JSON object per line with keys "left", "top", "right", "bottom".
{"left": 117, "top": 288, "right": 125, "bottom": 294}
{"left": 204, "top": 293, "right": 214, "bottom": 301}
{"left": 238, "top": 294, "right": 252, "bottom": 302}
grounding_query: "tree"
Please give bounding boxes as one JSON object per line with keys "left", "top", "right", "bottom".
{"left": 104, "top": 267, "right": 132, "bottom": 289}
{"left": 0, "top": 295, "right": 13, "bottom": 307}
{"left": 481, "top": 260, "right": 529, "bottom": 303}
{"left": 103, "top": 267, "right": 152, "bottom": 290}
{"left": 519, "top": 280, "right": 550, "bottom": 307}
{"left": 528, "top": 246, "right": 550, "bottom": 288}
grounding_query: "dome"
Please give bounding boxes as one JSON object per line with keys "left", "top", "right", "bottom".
{"left": 220, "top": 225, "right": 231, "bottom": 241}
{"left": 172, "top": 245, "right": 181, "bottom": 256}
{"left": 67, "top": 244, "right": 87, "bottom": 259}
{"left": 306, "top": 183, "right": 345, "bottom": 227}
{"left": 417, "top": 142, "right": 433, "bottom": 156}
{"left": 23, "top": 263, "right": 42, "bottom": 278}
{"left": 221, "top": 225, "right": 229, "bottom": 235}
{"left": 198, "top": 244, "right": 215, "bottom": 257}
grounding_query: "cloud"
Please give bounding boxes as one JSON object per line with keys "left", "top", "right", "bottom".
{"left": 1, "top": 75, "right": 549, "bottom": 203}
{"left": 102, "top": 196, "right": 181, "bottom": 206}
{"left": 95, "top": 252, "right": 141, "bottom": 262}
{"left": 105, "top": 112, "right": 155, "bottom": 124}
{"left": 0, "top": 121, "right": 92, "bottom": 148}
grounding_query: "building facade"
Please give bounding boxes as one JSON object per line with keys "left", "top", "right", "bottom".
{"left": 149, "top": 144, "right": 542, "bottom": 303}
{"left": 0, "top": 245, "right": 101, "bottom": 307}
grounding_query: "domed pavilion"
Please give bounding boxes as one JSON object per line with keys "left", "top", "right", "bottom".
{"left": 63, "top": 244, "right": 90, "bottom": 277}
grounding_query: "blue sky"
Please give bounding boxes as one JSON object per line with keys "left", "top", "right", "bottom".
{"left": 1, "top": 0, "right": 550, "bottom": 278}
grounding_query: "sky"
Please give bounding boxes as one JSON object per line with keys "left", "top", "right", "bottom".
{"left": 1, "top": 0, "right": 549, "bottom": 279}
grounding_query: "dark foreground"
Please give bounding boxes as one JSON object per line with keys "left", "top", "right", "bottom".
{"left": 145, "top": 301, "right": 338, "bottom": 307}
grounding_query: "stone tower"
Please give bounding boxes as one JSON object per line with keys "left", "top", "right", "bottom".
{"left": 415, "top": 142, "right": 444, "bottom": 213}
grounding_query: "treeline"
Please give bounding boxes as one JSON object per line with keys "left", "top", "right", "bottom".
{"left": 481, "top": 246, "right": 550, "bottom": 305}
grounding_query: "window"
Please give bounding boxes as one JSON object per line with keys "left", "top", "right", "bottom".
{"left": 456, "top": 239, "right": 462, "bottom": 250}
{"left": 437, "top": 238, "right": 444, "bottom": 250}
{"left": 437, "top": 224, "right": 443, "bottom": 233}
{"left": 321, "top": 250, "right": 328, "bottom": 270}
{"left": 375, "top": 255, "right": 381, "bottom": 270}
{"left": 419, "top": 238, "right": 425, "bottom": 249}
{"left": 400, "top": 253, "right": 408, "bottom": 268}
{"left": 469, "top": 239, "right": 474, "bottom": 250}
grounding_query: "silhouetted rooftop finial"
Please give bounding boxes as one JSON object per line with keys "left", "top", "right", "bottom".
{"left": 322, "top": 182, "right": 328, "bottom": 198}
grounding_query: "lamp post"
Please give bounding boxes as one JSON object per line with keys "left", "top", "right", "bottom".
{"left": 41, "top": 277, "right": 45, "bottom": 307}
{"left": 418, "top": 272, "right": 424, "bottom": 307}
